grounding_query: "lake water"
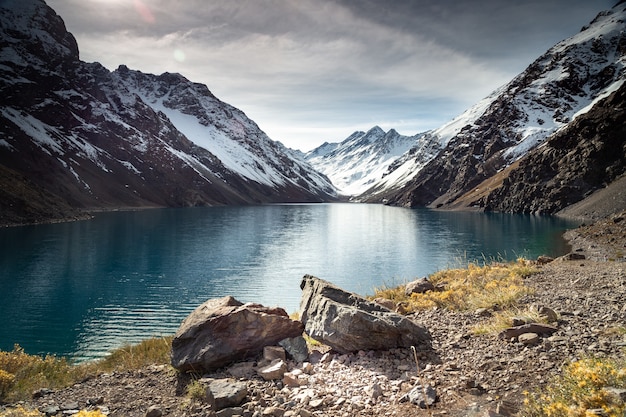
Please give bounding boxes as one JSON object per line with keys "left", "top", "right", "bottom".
{"left": 0, "top": 203, "right": 578, "bottom": 361}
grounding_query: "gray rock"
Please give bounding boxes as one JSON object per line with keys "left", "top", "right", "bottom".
{"left": 216, "top": 407, "right": 244, "bottom": 417}
{"left": 208, "top": 379, "right": 248, "bottom": 410}
{"left": 299, "top": 275, "right": 431, "bottom": 353}
{"left": 145, "top": 405, "right": 163, "bottom": 417}
{"left": 171, "top": 296, "right": 304, "bottom": 372}
{"left": 518, "top": 332, "right": 541, "bottom": 345}
{"left": 405, "top": 278, "right": 435, "bottom": 295}
{"left": 400, "top": 384, "right": 437, "bottom": 408}
{"left": 279, "top": 336, "right": 309, "bottom": 363}
{"left": 41, "top": 405, "right": 60, "bottom": 416}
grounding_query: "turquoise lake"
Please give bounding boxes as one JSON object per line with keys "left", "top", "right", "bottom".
{"left": 0, "top": 203, "right": 578, "bottom": 361}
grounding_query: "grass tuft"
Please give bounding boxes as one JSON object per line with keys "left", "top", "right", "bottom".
{"left": 522, "top": 357, "right": 626, "bottom": 417}
{"left": 0, "top": 337, "right": 173, "bottom": 403}
{"left": 371, "top": 258, "right": 538, "bottom": 313}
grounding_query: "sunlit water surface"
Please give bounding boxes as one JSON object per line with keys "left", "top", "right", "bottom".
{"left": 0, "top": 204, "right": 578, "bottom": 361}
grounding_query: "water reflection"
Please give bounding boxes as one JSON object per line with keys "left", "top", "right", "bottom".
{"left": 0, "top": 204, "right": 577, "bottom": 361}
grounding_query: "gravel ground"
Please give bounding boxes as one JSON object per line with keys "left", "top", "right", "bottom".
{"left": 8, "top": 211, "right": 626, "bottom": 417}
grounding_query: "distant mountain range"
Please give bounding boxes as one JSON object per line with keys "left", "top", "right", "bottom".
{"left": 306, "top": 2, "right": 626, "bottom": 214}
{"left": 1, "top": 0, "right": 625, "bottom": 226}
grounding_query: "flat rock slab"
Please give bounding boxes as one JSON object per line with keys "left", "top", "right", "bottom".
{"left": 498, "top": 323, "right": 558, "bottom": 340}
{"left": 171, "top": 296, "right": 304, "bottom": 372}
{"left": 299, "top": 275, "right": 431, "bottom": 353}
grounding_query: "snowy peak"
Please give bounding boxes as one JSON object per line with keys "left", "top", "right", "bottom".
{"left": 305, "top": 127, "right": 420, "bottom": 196}
{"left": 0, "top": 0, "right": 79, "bottom": 67}
{"left": 0, "top": 0, "right": 337, "bottom": 225}
{"left": 359, "top": 1, "right": 626, "bottom": 209}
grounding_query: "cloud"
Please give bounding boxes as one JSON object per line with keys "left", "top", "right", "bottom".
{"left": 48, "top": 0, "right": 616, "bottom": 150}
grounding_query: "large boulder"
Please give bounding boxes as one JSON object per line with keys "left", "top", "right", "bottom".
{"left": 171, "top": 296, "right": 304, "bottom": 372}
{"left": 299, "top": 275, "right": 431, "bottom": 353}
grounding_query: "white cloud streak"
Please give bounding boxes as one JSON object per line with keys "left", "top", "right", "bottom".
{"left": 48, "top": 0, "right": 615, "bottom": 150}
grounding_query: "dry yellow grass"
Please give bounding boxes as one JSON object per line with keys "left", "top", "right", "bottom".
{"left": 372, "top": 258, "right": 537, "bottom": 313}
{"left": 0, "top": 337, "right": 173, "bottom": 403}
{"left": 522, "top": 357, "right": 626, "bottom": 417}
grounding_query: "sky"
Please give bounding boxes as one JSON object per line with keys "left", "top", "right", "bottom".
{"left": 47, "top": 0, "right": 616, "bottom": 151}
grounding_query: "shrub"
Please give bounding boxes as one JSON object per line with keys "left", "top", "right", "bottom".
{"left": 522, "top": 357, "right": 626, "bottom": 417}
{"left": 0, "top": 345, "right": 73, "bottom": 403}
{"left": 0, "top": 405, "right": 42, "bottom": 416}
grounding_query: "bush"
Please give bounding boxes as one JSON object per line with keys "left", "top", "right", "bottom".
{"left": 0, "top": 345, "right": 73, "bottom": 403}
{"left": 522, "top": 357, "right": 626, "bottom": 417}
{"left": 0, "top": 405, "right": 42, "bottom": 416}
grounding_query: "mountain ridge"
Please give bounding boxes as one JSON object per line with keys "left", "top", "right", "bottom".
{"left": 0, "top": 0, "right": 338, "bottom": 226}
{"left": 312, "top": 1, "right": 626, "bottom": 215}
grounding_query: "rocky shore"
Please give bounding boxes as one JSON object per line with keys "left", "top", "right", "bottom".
{"left": 12, "top": 211, "right": 626, "bottom": 417}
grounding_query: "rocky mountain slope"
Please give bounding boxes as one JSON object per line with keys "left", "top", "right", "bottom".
{"left": 0, "top": 0, "right": 337, "bottom": 226}
{"left": 352, "top": 2, "right": 626, "bottom": 212}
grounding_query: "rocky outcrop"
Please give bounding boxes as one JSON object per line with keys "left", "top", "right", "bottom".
{"left": 299, "top": 275, "right": 431, "bottom": 353}
{"left": 478, "top": 82, "right": 626, "bottom": 214}
{"left": 358, "top": 3, "right": 626, "bottom": 212}
{"left": 170, "top": 296, "right": 304, "bottom": 372}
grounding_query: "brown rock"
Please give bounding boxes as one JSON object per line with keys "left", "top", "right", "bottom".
{"left": 498, "top": 323, "right": 558, "bottom": 340}
{"left": 171, "top": 296, "right": 304, "bottom": 372}
{"left": 405, "top": 278, "right": 435, "bottom": 295}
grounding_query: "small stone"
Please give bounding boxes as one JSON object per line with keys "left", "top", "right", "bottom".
{"left": 209, "top": 379, "right": 248, "bottom": 410}
{"left": 40, "top": 405, "right": 60, "bottom": 416}
{"left": 309, "top": 399, "right": 324, "bottom": 408}
{"left": 405, "top": 278, "right": 435, "bottom": 295}
{"left": 60, "top": 403, "right": 79, "bottom": 411}
{"left": 145, "top": 405, "right": 163, "bottom": 417}
{"left": 283, "top": 372, "right": 301, "bottom": 388}
{"left": 216, "top": 407, "right": 244, "bottom": 417}
{"left": 299, "top": 410, "right": 313, "bottom": 417}
{"left": 401, "top": 385, "right": 437, "bottom": 408}
{"left": 264, "top": 346, "right": 286, "bottom": 362}
{"left": 262, "top": 406, "right": 286, "bottom": 416}
{"left": 518, "top": 333, "right": 541, "bottom": 345}
{"left": 258, "top": 359, "right": 288, "bottom": 381}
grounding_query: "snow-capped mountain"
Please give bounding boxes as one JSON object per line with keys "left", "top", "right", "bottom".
{"left": 304, "top": 126, "right": 419, "bottom": 196}
{"left": 356, "top": 2, "right": 626, "bottom": 210}
{"left": 0, "top": 0, "right": 337, "bottom": 225}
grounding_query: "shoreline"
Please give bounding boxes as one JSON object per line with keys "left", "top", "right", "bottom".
{"left": 10, "top": 214, "right": 624, "bottom": 417}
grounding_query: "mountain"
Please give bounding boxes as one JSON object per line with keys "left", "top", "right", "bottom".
{"left": 0, "top": 0, "right": 337, "bottom": 226}
{"left": 304, "top": 126, "right": 419, "bottom": 196}
{"left": 354, "top": 2, "right": 626, "bottom": 212}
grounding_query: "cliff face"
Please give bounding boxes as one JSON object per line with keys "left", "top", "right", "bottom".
{"left": 0, "top": 0, "right": 337, "bottom": 226}
{"left": 479, "top": 82, "right": 626, "bottom": 215}
{"left": 357, "top": 3, "right": 626, "bottom": 214}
